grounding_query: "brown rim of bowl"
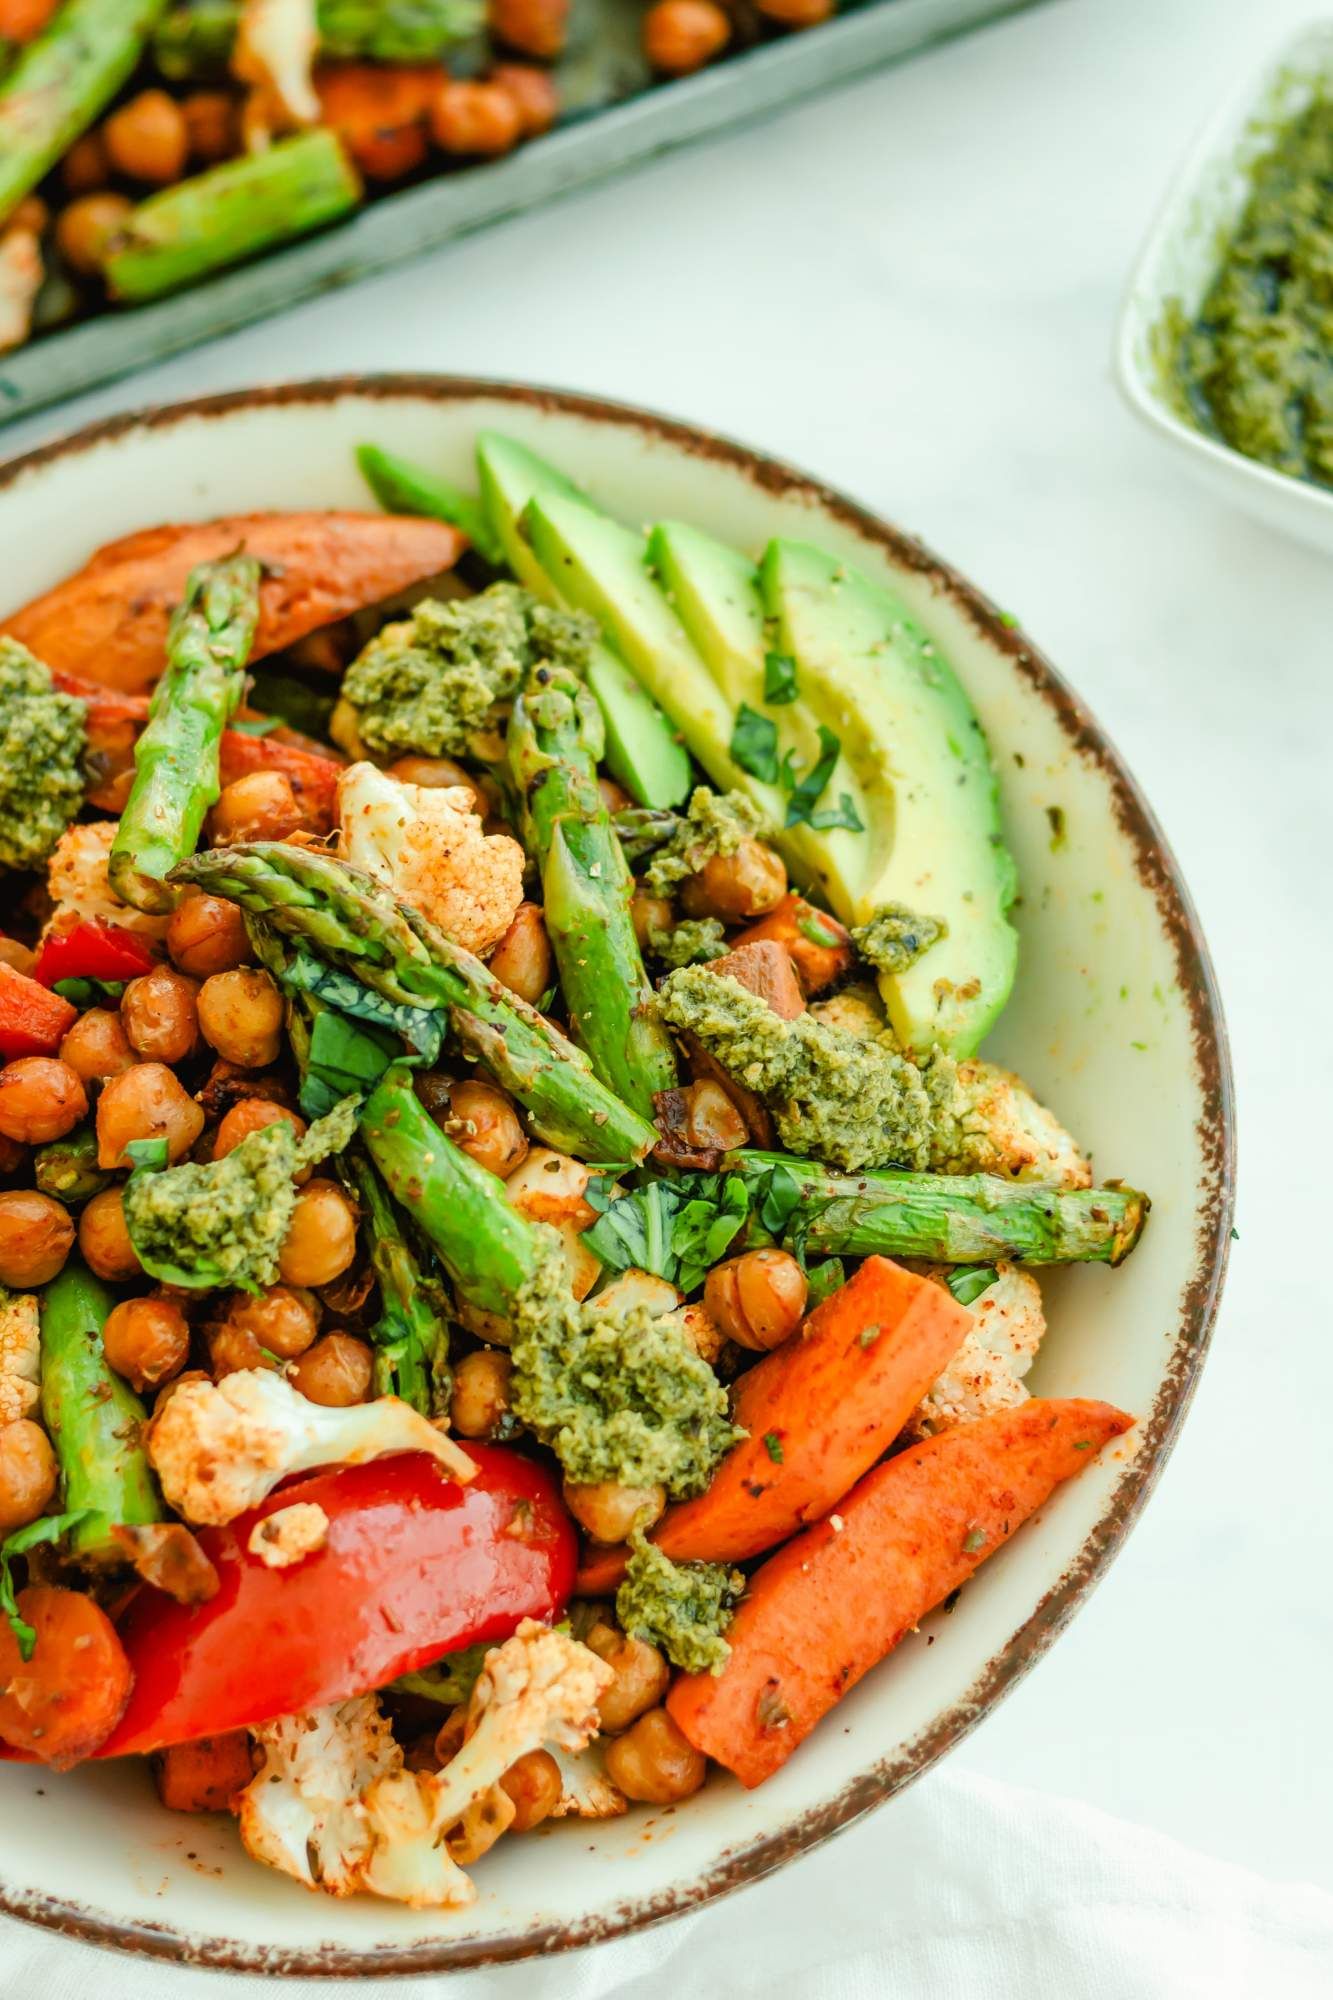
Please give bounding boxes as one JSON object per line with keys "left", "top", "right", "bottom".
{"left": 0, "top": 375, "right": 1235, "bottom": 1979}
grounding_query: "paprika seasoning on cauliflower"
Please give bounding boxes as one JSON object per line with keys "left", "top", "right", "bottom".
{"left": 336, "top": 762, "right": 524, "bottom": 958}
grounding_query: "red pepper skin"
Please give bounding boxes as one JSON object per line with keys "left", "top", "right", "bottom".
{"left": 33, "top": 919, "right": 157, "bottom": 989}
{"left": 98, "top": 1446, "right": 576, "bottom": 1758}
{"left": 0, "top": 962, "right": 77, "bottom": 1059}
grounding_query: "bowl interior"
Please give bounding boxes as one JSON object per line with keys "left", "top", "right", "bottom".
{"left": 0, "top": 382, "right": 1232, "bottom": 1974}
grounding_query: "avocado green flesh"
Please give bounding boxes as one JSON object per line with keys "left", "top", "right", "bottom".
{"left": 761, "top": 540, "right": 1017, "bottom": 1058}
{"left": 476, "top": 433, "right": 690, "bottom": 809}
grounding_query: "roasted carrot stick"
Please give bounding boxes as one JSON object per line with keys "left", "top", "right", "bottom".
{"left": 154, "top": 1731, "right": 254, "bottom": 1813}
{"left": 2, "top": 511, "right": 464, "bottom": 693}
{"left": 667, "top": 1397, "right": 1133, "bottom": 1788}
{"left": 0, "top": 1586, "right": 134, "bottom": 1769}
{"left": 734, "top": 893, "right": 853, "bottom": 994}
{"left": 576, "top": 1257, "right": 972, "bottom": 1593}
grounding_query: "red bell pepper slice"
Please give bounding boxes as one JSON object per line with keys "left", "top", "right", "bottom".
{"left": 33, "top": 919, "right": 157, "bottom": 989}
{"left": 97, "top": 1446, "right": 576, "bottom": 1759}
{"left": 0, "top": 962, "right": 77, "bottom": 1059}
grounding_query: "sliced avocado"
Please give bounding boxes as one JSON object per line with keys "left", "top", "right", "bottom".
{"left": 523, "top": 492, "right": 786, "bottom": 824}
{"left": 476, "top": 433, "right": 691, "bottom": 808}
{"left": 761, "top": 540, "right": 1018, "bottom": 1058}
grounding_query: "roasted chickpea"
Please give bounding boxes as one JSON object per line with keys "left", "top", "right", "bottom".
{"left": 55, "top": 190, "right": 132, "bottom": 274}
{"left": 120, "top": 965, "right": 200, "bottom": 1065}
{"left": 499, "top": 1748, "right": 562, "bottom": 1832}
{"left": 103, "top": 89, "right": 189, "bottom": 182}
{"left": 0, "top": 937, "right": 36, "bottom": 976}
{"left": 289, "top": 1332, "right": 373, "bottom": 1407}
{"left": 679, "top": 838, "right": 786, "bottom": 922}
{"left": 630, "top": 890, "right": 674, "bottom": 952}
{"left": 489, "top": 62, "right": 559, "bottom": 137}
{"left": 487, "top": 903, "right": 552, "bottom": 1006}
{"left": 585, "top": 1618, "right": 672, "bottom": 1733}
{"left": 197, "top": 968, "right": 283, "bottom": 1069}
{"left": 387, "top": 754, "right": 487, "bottom": 814}
{"left": 218, "top": 1284, "right": 319, "bottom": 1362}
{"left": 603, "top": 1707, "right": 706, "bottom": 1804}
{"left": 756, "top": 0, "right": 834, "bottom": 22}
{"left": 431, "top": 79, "right": 523, "bottom": 157}
{"left": 450, "top": 1348, "right": 513, "bottom": 1439}
{"left": 442, "top": 1079, "right": 528, "bottom": 1180}
{"left": 0, "top": 1057, "right": 87, "bottom": 1144}
{"left": 704, "top": 1247, "right": 807, "bottom": 1351}
{"left": 0, "top": 1420, "right": 58, "bottom": 1537}
{"left": 181, "top": 89, "right": 237, "bottom": 163}
{"left": 208, "top": 1321, "right": 278, "bottom": 1379}
{"left": 4, "top": 194, "right": 48, "bottom": 237}
{"left": 0, "top": 1190, "right": 73, "bottom": 1287}
{"left": 62, "top": 127, "right": 110, "bottom": 193}
{"left": 563, "top": 1479, "right": 665, "bottom": 1545}
{"left": 642, "top": 0, "right": 730, "bottom": 74}
{"left": 213, "top": 1098, "right": 305, "bottom": 1160}
{"left": 96, "top": 1061, "right": 205, "bottom": 1168}
{"left": 78, "top": 1186, "right": 141, "bottom": 1281}
{"left": 278, "top": 1179, "right": 358, "bottom": 1288}
{"left": 59, "top": 1006, "right": 135, "bottom": 1085}
{"left": 0, "top": 1135, "right": 23, "bottom": 1175}
{"left": 207, "top": 770, "right": 306, "bottom": 846}
{"left": 167, "top": 891, "right": 251, "bottom": 979}
{"left": 489, "top": 0, "right": 569, "bottom": 59}
{"left": 102, "top": 1294, "right": 190, "bottom": 1392}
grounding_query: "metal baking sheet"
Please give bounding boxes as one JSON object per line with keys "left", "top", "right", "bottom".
{"left": 0, "top": 0, "right": 1044, "bottom": 426}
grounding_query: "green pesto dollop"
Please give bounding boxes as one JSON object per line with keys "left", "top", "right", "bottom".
{"left": 341, "top": 582, "right": 597, "bottom": 759}
{"left": 641, "top": 786, "right": 773, "bottom": 897}
{"left": 508, "top": 1233, "right": 741, "bottom": 1498}
{"left": 852, "top": 903, "right": 947, "bottom": 977}
{"left": 1163, "top": 99, "right": 1333, "bottom": 484}
{"left": 615, "top": 1532, "right": 743, "bottom": 1676}
{"left": 0, "top": 640, "right": 86, "bottom": 872}
{"left": 646, "top": 917, "right": 727, "bottom": 968}
{"left": 123, "top": 1096, "right": 359, "bottom": 1291}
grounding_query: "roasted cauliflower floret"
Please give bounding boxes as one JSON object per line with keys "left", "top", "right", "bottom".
{"left": 548, "top": 1741, "right": 627, "bottom": 1820}
{"left": 0, "top": 1290, "right": 40, "bottom": 1426}
{"left": 808, "top": 982, "right": 886, "bottom": 1043}
{"left": 248, "top": 1500, "right": 330, "bottom": 1569}
{"left": 928, "top": 1058, "right": 1091, "bottom": 1188}
{"left": 0, "top": 227, "right": 42, "bottom": 356}
{"left": 147, "top": 1368, "right": 474, "bottom": 1526}
{"left": 44, "top": 821, "right": 170, "bottom": 940}
{"left": 336, "top": 762, "right": 524, "bottom": 958}
{"left": 235, "top": 0, "right": 320, "bottom": 127}
{"left": 906, "top": 1264, "right": 1046, "bottom": 1439}
{"left": 238, "top": 1695, "right": 401, "bottom": 1895}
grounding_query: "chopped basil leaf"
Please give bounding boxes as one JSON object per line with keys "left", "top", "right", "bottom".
{"left": 804, "top": 1258, "right": 845, "bottom": 1308}
{"left": 52, "top": 976, "right": 127, "bottom": 1006}
{"left": 730, "top": 703, "right": 779, "bottom": 784}
{"left": 796, "top": 909, "right": 845, "bottom": 950}
{"left": 783, "top": 725, "right": 841, "bottom": 828}
{"left": 962, "top": 1525, "right": 988, "bottom": 1554}
{"left": 229, "top": 714, "right": 283, "bottom": 737}
{"left": 124, "top": 1135, "right": 169, "bottom": 1171}
{"left": 1, "top": 1510, "right": 98, "bottom": 1660}
{"left": 763, "top": 651, "right": 799, "bottom": 704}
{"left": 762, "top": 1432, "right": 784, "bottom": 1464}
{"left": 946, "top": 1266, "right": 999, "bottom": 1308}
{"left": 809, "top": 793, "right": 865, "bottom": 833}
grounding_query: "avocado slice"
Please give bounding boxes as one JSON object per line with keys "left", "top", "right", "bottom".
{"left": 761, "top": 540, "right": 1018, "bottom": 1057}
{"left": 475, "top": 433, "right": 691, "bottom": 809}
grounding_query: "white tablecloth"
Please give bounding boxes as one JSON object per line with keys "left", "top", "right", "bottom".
{"left": 3, "top": 0, "right": 1332, "bottom": 1987}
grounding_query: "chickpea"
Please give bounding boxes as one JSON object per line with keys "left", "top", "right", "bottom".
{"left": 5, "top": 195, "right": 48, "bottom": 237}
{"left": 585, "top": 1618, "right": 671, "bottom": 1733}
{"left": 630, "top": 890, "right": 673, "bottom": 951}
{"left": 0, "top": 1420, "right": 58, "bottom": 1537}
{"left": 0, "top": 938, "right": 36, "bottom": 976}
{"left": 120, "top": 965, "right": 200, "bottom": 1065}
{"left": 213, "top": 1099, "right": 305, "bottom": 1160}
{"left": 563, "top": 1479, "right": 665, "bottom": 1545}
{"left": 680, "top": 839, "right": 786, "bottom": 922}
{"left": 603, "top": 1707, "right": 706, "bottom": 1804}
{"left": 441, "top": 1079, "right": 528, "bottom": 1180}
{"left": 55, "top": 191, "right": 132, "bottom": 274}
{"left": 704, "top": 1248, "right": 807, "bottom": 1352}
{"left": 756, "top": 0, "right": 834, "bottom": 22}
{"left": 431, "top": 80, "right": 523, "bottom": 157}
{"left": 0, "top": 1190, "right": 73, "bottom": 1287}
{"left": 0, "top": 1057, "right": 86, "bottom": 1144}
{"left": 450, "top": 1348, "right": 513, "bottom": 1439}
{"left": 490, "top": 62, "right": 559, "bottom": 137}
{"left": 0, "top": 1135, "right": 23, "bottom": 1175}
{"left": 78, "top": 1186, "right": 141, "bottom": 1281}
{"left": 489, "top": 0, "right": 569, "bottom": 59}
{"left": 59, "top": 1006, "right": 135, "bottom": 1085}
{"left": 218, "top": 1284, "right": 319, "bottom": 1362}
{"left": 197, "top": 968, "right": 283, "bottom": 1069}
{"left": 487, "top": 903, "right": 552, "bottom": 1006}
{"left": 182, "top": 90, "right": 237, "bottom": 163}
{"left": 207, "top": 770, "right": 306, "bottom": 846}
{"left": 103, "top": 90, "right": 189, "bottom": 183}
{"left": 289, "top": 1332, "right": 373, "bottom": 1407}
{"left": 499, "top": 1748, "right": 562, "bottom": 1832}
{"left": 642, "top": 0, "right": 730, "bottom": 75}
{"left": 388, "top": 755, "right": 487, "bottom": 814}
{"left": 208, "top": 1321, "right": 278, "bottom": 1378}
{"left": 96, "top": 1062, "right": 205, "bottom": 1168}
{"left": 62, "top": 128, "right": 110, "bottom": 194}
{"left": 102, "top": 1295, "right": 190, "bottom": 1393}
{"left": 166, "top": 891, "right": 251, "bottom": 978}
{"left": 278, "top": 1179, "right": 358, "bottom": 1288}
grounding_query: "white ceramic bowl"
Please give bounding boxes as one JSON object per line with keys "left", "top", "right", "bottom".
{"left": 0, "top": 379, "right": 1234, "bottom": 1976}
{"left": 1116, "top": 20, "right": 1333, "bottom": 553}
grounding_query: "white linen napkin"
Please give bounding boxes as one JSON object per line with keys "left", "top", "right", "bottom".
{"left": 1, "top": 1766, "right": 1328, "bottom": 1998}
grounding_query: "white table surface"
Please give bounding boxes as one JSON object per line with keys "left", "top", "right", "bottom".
{"left": 3, "top": 0, "right": 1330, "bottom": 1952}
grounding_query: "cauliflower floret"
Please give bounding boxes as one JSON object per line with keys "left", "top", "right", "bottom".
{"left": 147, "top": 1368, "right": 474, "bottom": 1526}
{"left": 906, "top": 1264, "right": 1047, "bottom": 1439}
{"left": 930, "top": 1058, "right": 1091, "bottom": 1188}
{"left": 0, "top": 227, "right": 42, "bottom": 355}
{"left": 336, "top": 762, "right": 523, "bottom": 958}
{"left": 548, "top": 1741, "right": 627, "bottom": 1820}
{"left": 248, "top": 1500, "right": 330, "bottom": 1569}
{"left": 44, "top": 821, "right": 170, "bottom": 940}
{"left": 238, "top": 1695, "right": 401, "bottom": 1894}
{"left": 0, "top": 1290, "right": 40, "bottom": 1426}
{"left": 234, "top": 0, "right": 319, "bottom": 129}
{"left": 360, "top": 1621, "right": 614, "bottom": 1908}
{"left": 809, "top": 982, "right": 886, "bottom": 1043}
